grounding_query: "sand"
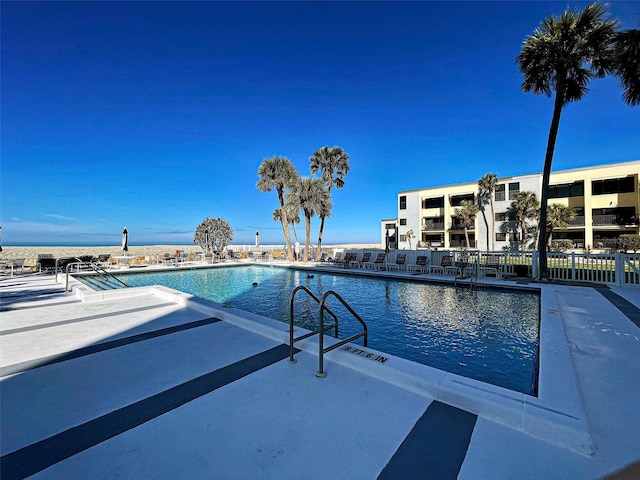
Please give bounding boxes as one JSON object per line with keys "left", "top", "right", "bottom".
{"left": 0, "top": 244, "right": 380, "bottom": 267}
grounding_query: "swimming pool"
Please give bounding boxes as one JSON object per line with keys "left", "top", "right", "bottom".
{"left": 79, "top": 265, "right": 540, "bottom": 394}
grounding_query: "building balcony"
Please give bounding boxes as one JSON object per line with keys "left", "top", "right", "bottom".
{"left": 592, "top": 215, "right": 639, "bottom": 226}
{"left": 422, "top": 223, "right": 445, "bottom": 231}
{"left": 450, "top": 240, "right": 476, "bottom": 248}
{"left": 567, "top": 216, "right": 585, "bottom": 227}
{"left": 449, "top": 223, "right": 475, "bottom": 231}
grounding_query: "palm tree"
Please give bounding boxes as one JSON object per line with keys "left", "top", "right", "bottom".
{"left": 257, "top": 156, "right": 300, "bottom": 261}
{"left": 454, "top": 200, "right": 479, "bottom": 249}
{"left": 478, "top": 173, "right": 498, "bottom": 250}
{"left": 273, "top": 203, "right": 301, "bottom": 244}
{"left": 613, "top": 29, "right": 640, "bottom": 106}
{"left": 288, "top": 177, "right": 330, "bottom": 262}
{"left": 309, "top": 146, "right": 350, "bottom": 259}
{"left": 509, "top": 191, "right": 540, "bottom": 251}
{"left": 516, "top": 3, "right": 619, "bottom": 279}
{"left": 546, "top": 204, "right": 576, "bottom": 247}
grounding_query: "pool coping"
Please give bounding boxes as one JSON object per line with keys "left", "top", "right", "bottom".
{"left": 71, "top": 270, "right": 592, "bottom": 455}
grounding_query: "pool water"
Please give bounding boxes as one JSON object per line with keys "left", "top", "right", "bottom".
{"left": 80, "top": 265, "right": 540, "bottom": 395}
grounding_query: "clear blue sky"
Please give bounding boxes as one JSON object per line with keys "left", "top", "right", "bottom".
{"left": 2, "top": 1, "right": 638, "bottom": 246}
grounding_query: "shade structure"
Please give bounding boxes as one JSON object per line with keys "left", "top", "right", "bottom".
{"left": 122, "top": 228, "right": 129, "bottom": 253}
{"left": 255, "top": 231, "right": 260, "bottom": 248}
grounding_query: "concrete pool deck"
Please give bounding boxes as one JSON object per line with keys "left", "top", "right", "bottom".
{"left": 1, "top": 267, "right": 639, "bottom": 479}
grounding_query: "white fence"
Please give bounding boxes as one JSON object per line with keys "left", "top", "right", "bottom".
{"left": 334, "top": 248, "right": 640, "bottom": 287}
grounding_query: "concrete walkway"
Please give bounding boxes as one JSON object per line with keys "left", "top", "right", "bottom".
{"left": 1, "top": 270, "right": 639, "bottom": 479}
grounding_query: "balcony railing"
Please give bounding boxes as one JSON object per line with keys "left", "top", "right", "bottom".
{"left": 567, "top": 216, "right": 585, "bottom": 226}
{"left": 450, "top": 240, "right": 476, "bottom": 248}
{"left": 592, "top": 215, "right": 638, "bottom": 226}
{"left": 422, "top": 223, "right": 445, "bottom": 231}
{"left": 449, "top": 223, "right": 475, "bottom": 231}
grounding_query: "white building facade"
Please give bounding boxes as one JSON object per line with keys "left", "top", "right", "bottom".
{"left": 382, "top": 160, "right": 640, "bottom": 252}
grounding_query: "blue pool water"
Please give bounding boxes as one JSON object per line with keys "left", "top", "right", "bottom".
{"left": 80, "top": 265, "right": 540, "bottom": 394}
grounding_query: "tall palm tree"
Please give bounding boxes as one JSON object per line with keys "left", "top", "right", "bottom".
{"left": 288, "top": 177, "right": 330, "bottom": 262}
{"left": 257, "top": 156, "right": 300, "bottom": 261}
{"left": 613, "top": 29, "right": 640, "bottom": 106}
{"left": 478, "top": 173, "right": 498, "bottom": 250}
{"left": 546, "top": 204, "right": 576, "bottom": 247}
{"left": 509, "top": 191, "right": 540, "bottom": 251}
{"left": 516, "top": 3, "right": 619, "bottom": 279}
{"left": 454, "top": 200, "right": 479, "bottom": 249}
{"left": 309, "top": 146, "right": 350, "bottom": 259}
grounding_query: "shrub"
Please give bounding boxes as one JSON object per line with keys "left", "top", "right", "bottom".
{"left": 549, "top": 239, "right": 573, "bottom": 252}
{"left": 619, "top": 234, "right": 640, "bottom": 252}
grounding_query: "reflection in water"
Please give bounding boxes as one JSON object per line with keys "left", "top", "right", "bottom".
{"left": 98, "top": 266, "right": 540, "bottom": 394}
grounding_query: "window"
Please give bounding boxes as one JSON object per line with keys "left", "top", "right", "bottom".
{"left": 495, "top": 212, "right": 506, "bottom": 222}
{"left": 399, "top": 218, "right": 407, "bottom": 226}
{"left": 508, "top": 182, "right": 520, "bottom": 200}
{"left": 384, "top": 223, "right": 396, "bottom": 230}
{"left": 399, "top": 195, "right": 407, "bottom": 209}
{"left": 498, "top": 232, "right": 518, "bottom": 241}
{"left": 399, "top": 234, "right": 407, "bottom": 242}
{"left": 450, "top": 193, "right": 475, "bottom": 207}
{"left": 548, "top": 181, "right": 584, "bottom": 198}
{"left": 422, "top": 196, "right": 444, "bottom": 209}
{"left": 495, "top": 184, "right": 505, "bottom": 201}
{"left": 592, "top": 177, "right": 635, "bottom": 195}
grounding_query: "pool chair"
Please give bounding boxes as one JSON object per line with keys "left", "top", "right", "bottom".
{"left": 429, "top": 255, "right": 455, "bottom": 275}
{"left": 37, "top": 254, "right": 57, "bottom": 272}
{"left": 455, "top": 254, "right": 476, "bottom": 277}
{"left": 386, "top": 253, "right": 407, "bottom": 271}
{"left": 407, "top": 255, "right": 429, "bottom": 273}
{"left": 336, "top": 252, "right": 357, "bottom": 268}
{"left": 355, "top": 251, "right": 372, "bottom": 268}
{"left": 97, "top": 254, "right": 111, "bottom": 268}
{"left": 478, "top": 254, "right": 501, "bottom": 278}
{"left": 363, "top": 253, "right": 386, "bottom": 270}
{"left": 10, "top": 258, "right": 26, "bottom": 275}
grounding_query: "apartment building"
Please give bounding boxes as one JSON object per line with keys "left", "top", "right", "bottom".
{"left": 383, "top": 160, "right": 640, "bottom": 251}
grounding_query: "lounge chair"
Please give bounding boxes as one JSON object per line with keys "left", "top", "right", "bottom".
{"left": 363, "top": 253, "right": 386, "bottom": 270}
{"left": 429, "top": 255, "right": 454, "bottom": 275}
{"left": 407, "top": 255, "right": 429, "bottom": 273}
{"left": 11, "top": 258, "right": 26, "bottom": 275}
{"left": 386, "top": 253, "right": 407, "bottom": 271}
{"left": 97, "top": 254, "right": 111, "bottom": 268}
{"left": 336, "top": 252, "right": 357, "bottom": 268}
{"left": 37, "top": 254, "right": 57, "bottom": 272}
{"left": 355, "top": 252, "right": 372, "bottom": 268}
{"left": 455, "top": 254, "right": 477, "bottom": 277}
{"left": 479, "top": 254, "right": 501, "bottom": 278}
{"left": 329, "top": 252, "right": 343, "bottom": 265}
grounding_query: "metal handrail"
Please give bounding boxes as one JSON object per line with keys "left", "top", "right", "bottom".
{"left": 289, "top": 286, "right": 339, "bottom": 363}
{"left": 65, "top": 259, "right": 129, "bottom": 292}
{"left": 316, "top": 290, "right": 368, "bottom": 378}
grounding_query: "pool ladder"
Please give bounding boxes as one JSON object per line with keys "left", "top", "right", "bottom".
{"left": 289, "top": 286, "right": 368, "bottom": 378}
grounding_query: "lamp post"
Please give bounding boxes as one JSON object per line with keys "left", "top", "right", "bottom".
{"left": 255, "top": 231, "right": 260, "bottom": 248}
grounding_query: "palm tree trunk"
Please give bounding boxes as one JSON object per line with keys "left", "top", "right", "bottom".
{"left": 521, "top": 219, "right": 527, "bottom": 250}
{"left": 481, "top": 210, "right": 489, "bottom": 250}
{"left": 304, "top": 215, "right": 312, "bottom": 262}
{"left": 490, "top": 198, "right": 495, "bottom": 251}
{"left": 316, "top": 215, "right": 326, "bottom": 260}
{"left": 538, "top": 90, "right": 565, "bottom": 280}
{"left": 277, "top": 190, "right": 295, "bottom": 261}
{"left": 464, "top": 227, "right": 470, "bottom": 249}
